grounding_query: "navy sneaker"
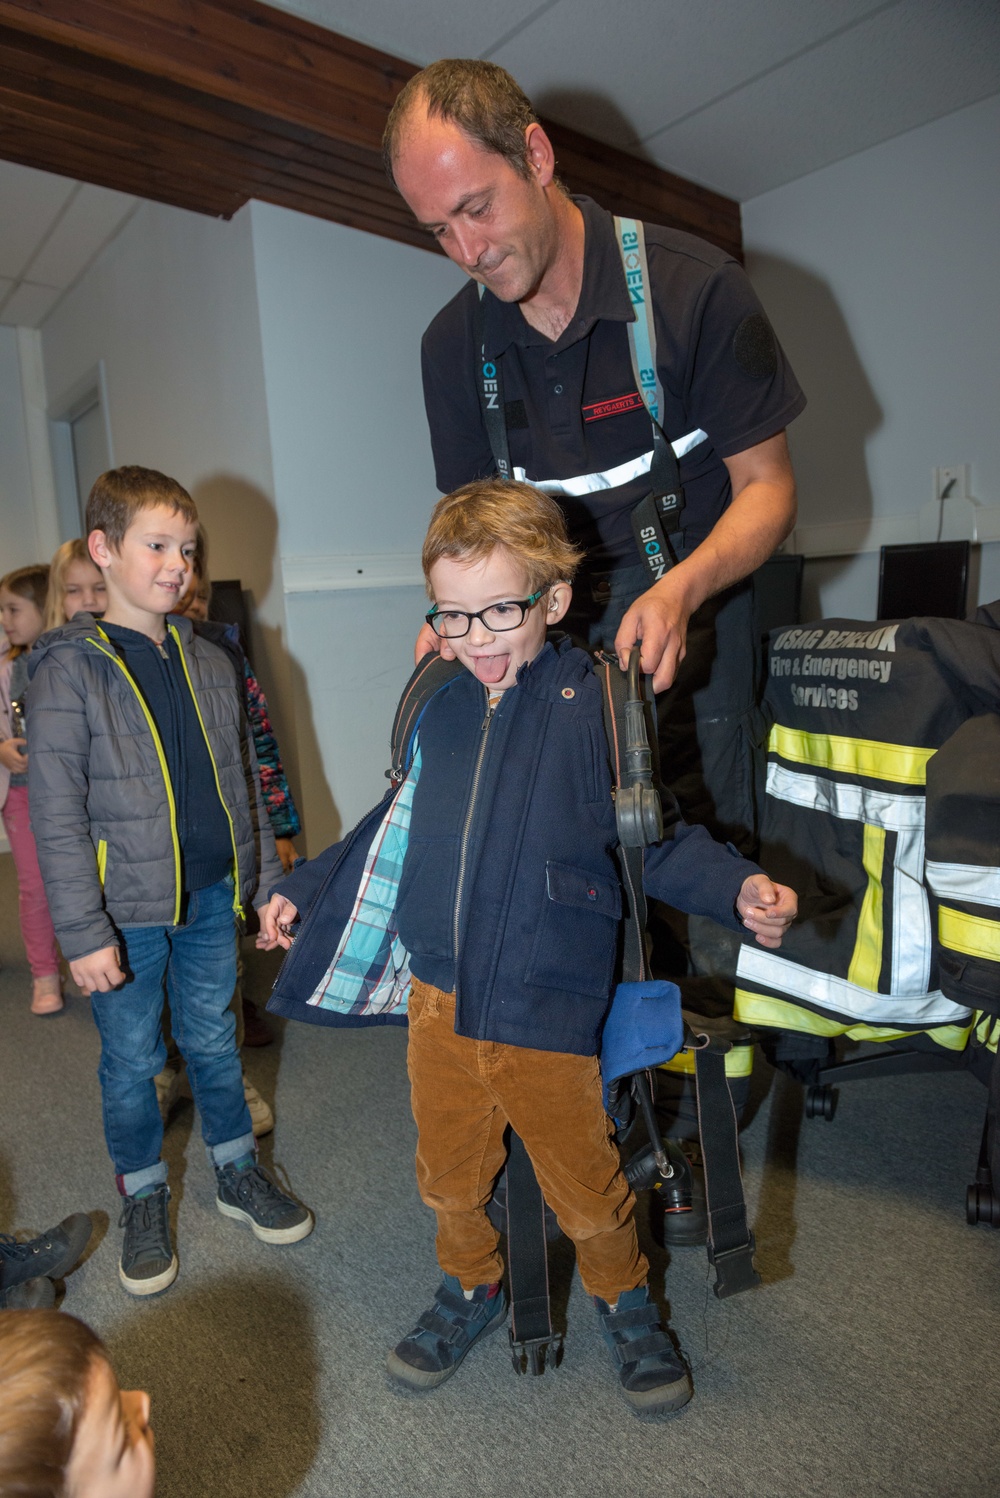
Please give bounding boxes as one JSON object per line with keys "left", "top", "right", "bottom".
{"left": 388, "top": 1275, "right": 508, "bottom": 1390}
{"left": 215, "top": 1160, "right": 313, "bottom": 1244}
{"left": 0, "top": 1213, "right": 92, "bottom": 1297}
{"left": 595, "top": 1283, "right": 693, "bottom": 1415}
{"left": 119, "top": 1185, "right": 178, "bottom": 1296}
{"left": 0, "top": 1271, "right": 56, "bottom": 1310}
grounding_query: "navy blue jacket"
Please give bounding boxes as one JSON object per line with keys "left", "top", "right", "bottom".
{"left": 269, "top": 639, "right": 760, "bottom": 1056}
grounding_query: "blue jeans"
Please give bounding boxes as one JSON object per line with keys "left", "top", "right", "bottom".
{"left": 90, "top": 877, "right": 254, "bottom": 1195}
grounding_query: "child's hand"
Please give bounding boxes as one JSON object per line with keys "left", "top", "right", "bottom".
{"left": 70, "top": 945, "right": 125, "bottom": 995}
{"left": 257, "top": 893, "right": 299, "bottom": 950}
{"left": 0, "top": 737, "right": 27, "bottom": 772}
{"left": 737, "top": 875, "right": 798, "bottom": 948}
{"left": 275, "top": 837, "right": 297, "bottom": 874}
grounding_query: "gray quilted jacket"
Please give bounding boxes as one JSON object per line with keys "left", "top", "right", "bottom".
{"left": 26, "top": 612, "right": 282, "bottom": 961}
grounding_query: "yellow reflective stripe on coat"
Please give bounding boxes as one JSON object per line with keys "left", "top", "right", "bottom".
{"left": 736, "top": 943, "right": 970, "bottom": 1028}
{"left": 96, "top": 838, "right": 107, "bottom": 887}
{"left": 170, "top": 625, "right": 243, "bottom": 919}
{"left": 848, "top": 824, "right": 885, "bottom": 990}
{"left": 939, "top": 905, "right": 1000, "bottom": 963}
{"left": 769, "top": 724, "right": 936, "bottom": 786}
{"left": 734, "top": 988, "right": 972, "bottom": 1051}
{"left": 659, "top": 1044, "right": 754, "bottom": 1079}
{"left": 973, "top": 1011, "right": 1000, "bottom": 1054}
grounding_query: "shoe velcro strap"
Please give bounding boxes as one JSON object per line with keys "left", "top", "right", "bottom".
{"left": 416, "top": 1311, "right": 468, "bottom": 1346}
{"left": 434, "top": 1284, "right": 475, "bottom": 1317}
{"left": 614, "top": 1331, "right": 672, "bottom": 1366}
{"left": 606, "top": 1303, "right": 659, "bottom": 1333}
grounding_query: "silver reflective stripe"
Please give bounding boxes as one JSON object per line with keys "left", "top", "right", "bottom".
{"left": 892, "top": 828, "right": 931, "bottom": 995}
{"left": 736, "top": 944, "right": 970, "bottom": 1027}
{"left": 926, "top": 859, "right": 1000, "bottom": 908}
{"left": 766, "top": 763, "right": 925, "bottom": 831}
{"left": 766, "top": 761, "right": 933, "bottom": 997}
{"left": 513, "top": 429, "right": 707, "bottom": 498}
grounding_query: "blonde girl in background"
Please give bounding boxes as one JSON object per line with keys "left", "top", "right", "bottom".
{"left": 0, "top": 565, "right": 62, "bottom": 1014}
{"left": 43, "top": 537, "right": 107, "bottom": 628}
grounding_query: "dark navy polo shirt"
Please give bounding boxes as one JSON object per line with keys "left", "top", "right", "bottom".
{"left": 421, "top": 196, "right": 806, "bottom": 567}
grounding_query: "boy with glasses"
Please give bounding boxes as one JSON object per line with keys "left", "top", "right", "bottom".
{"left": 260, "top": 478, "right": 795, "bottom": 1414}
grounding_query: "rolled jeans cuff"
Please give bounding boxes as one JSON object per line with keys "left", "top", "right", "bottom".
{"left": 208, "top": 1131, "right": 257, "bottom": 1171}
{"left": 118, "top": 1160, "right": 169, "bottom": 1198}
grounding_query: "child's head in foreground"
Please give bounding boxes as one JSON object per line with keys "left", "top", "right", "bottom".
{"left": 422, "top": 479, "right": 582, "bottom": 691}
{"left": 44, "top": 540, "right": 107, "bottom": 630}
{"left": 0, "top": 1310, "right": 154, "bottom": 1498}
{"left": 85, "top": 467, "right": 199, "bottom": 631}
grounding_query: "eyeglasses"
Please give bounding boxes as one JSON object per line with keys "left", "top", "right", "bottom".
{"left": 425, "top": 590, "right": 545, "bottom": 639}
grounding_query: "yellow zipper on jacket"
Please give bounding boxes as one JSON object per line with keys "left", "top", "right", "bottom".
{"left": 86, "top": 632, "right": 183, "bottom": 927}
{"left": 169, "top": 624, "right": 244, "bottom": 920}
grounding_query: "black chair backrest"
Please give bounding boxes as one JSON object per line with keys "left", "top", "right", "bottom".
{"left": 877, "top": 541, "right": 969, "bottom": 621}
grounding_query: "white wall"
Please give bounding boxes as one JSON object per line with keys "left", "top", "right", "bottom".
{"left": 0, "top": 327, "right": 54, "bottom": 569}
{"left": 38, "top": 198, "right": 305, "bottom": 816}
{"left": 743, "top": 93, "right": 1000, "bottom": 621}
{"left": 249, "top": 201, "right": 464, "bottom": 847}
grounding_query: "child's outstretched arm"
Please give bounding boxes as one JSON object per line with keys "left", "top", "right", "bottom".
{"left": 736, "top": 874, "right": 797, "bottom": 948}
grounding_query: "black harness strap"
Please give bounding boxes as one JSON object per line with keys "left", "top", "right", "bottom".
{"left": 505, "top": 1130, "right": 563, "bottom": 1374}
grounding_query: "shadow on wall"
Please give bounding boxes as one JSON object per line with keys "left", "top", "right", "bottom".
{"left": 745, "top": 253, "right": 884, "bottom": 619}
{"left": 533, "top": 88, "right": 652, "bottom": 160}
{"left": 190, "top": 475, "right": 339, "bottom": 854}
{"left": 106, "top": 1274, "right": 322, "bottom": 1498}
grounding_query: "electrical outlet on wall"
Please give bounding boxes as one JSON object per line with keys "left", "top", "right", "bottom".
{"left": 932, "top": 464, "right": 970, "bottom": 502}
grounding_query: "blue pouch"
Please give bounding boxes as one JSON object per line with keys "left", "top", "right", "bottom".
{"left": 600, "top": 980, "right": 684, "bottom": 1113}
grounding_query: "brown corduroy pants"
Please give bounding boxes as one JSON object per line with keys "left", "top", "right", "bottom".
{"left": 406, "top": 978, "right": 648, "bottom": 1303}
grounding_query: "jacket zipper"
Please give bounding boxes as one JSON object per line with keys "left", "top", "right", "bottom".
{"left": 452, "top": 691, "right": 497, "bottom": 968}
{"left": 170, "top": 625, "right": 245, "bottom": 920}
{"left": 86, "top": 634, "right": 184, "bottom": 926}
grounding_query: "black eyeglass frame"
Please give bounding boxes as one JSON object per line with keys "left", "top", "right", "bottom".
{"left": 425, "top": 589, "right": 546, "bottom": 639}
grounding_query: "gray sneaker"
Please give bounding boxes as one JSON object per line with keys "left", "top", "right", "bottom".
{"left": 215, "top": 1161, "right": 313, "bottom": 1244}
{"left": 119, "top": 1184, "right": 178, "bottom": 1297}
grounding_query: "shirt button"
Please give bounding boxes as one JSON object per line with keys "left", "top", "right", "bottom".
{"left": 561, "top": 687, "right": 575, "bottom": 699}
{"left": 554, "top": 384, "right": 564, "bottom": 395}
{"left": 587, "top": 887, "right": 598, "bottom": 900}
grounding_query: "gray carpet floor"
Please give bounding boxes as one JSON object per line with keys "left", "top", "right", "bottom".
{"left": 1, "top": 849, "right": 998, "bottom": 1497}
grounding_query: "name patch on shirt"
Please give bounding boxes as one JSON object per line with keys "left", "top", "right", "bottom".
{"left": 582, "top": 391, "right": 644, "bottom": 423}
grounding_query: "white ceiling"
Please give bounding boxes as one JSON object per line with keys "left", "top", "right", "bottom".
{"left": 1, "top": 0, "right": 997, "bottom": 330}
{"left": 0, "top": 160, "right": 138, "bottom": 330}
{"left": 275, "top": 0, "right": 1000, "bottom": 199}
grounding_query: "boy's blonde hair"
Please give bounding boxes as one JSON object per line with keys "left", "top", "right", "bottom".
{"left": 422, "top": 479, "right": 583, "bottom": 598}
{"left": 0, "top": 1310, "right": 106, "bottom": 1497}
{"left": 43, "top": 539, "right": 95, "bottom": 631}
{"left": 85, "top": 467, "right": 198, "bottom": 552}
{"left": 0, "top": 564, "right": 49, "bottom": 658}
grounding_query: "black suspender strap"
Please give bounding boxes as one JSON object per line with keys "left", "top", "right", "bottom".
{"left": 504, "top": 1129, "right": 563, "bottom": 1374}
{"left": 474, "top": 286, "right": 512, "bottom": 481}
{"left": 692, "top": 1038, "right": 762, "bottom": 1298}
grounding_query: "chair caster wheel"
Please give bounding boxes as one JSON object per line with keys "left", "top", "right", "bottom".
{"left": 966, "top": 1183, "right": 1000, "bottom": 1227}
{"left": 805, "top": 1083, "right": 837, "bottom": 1120}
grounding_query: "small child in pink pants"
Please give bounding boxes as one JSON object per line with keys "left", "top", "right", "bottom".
{"left": 0, "top": 565, "right": 61, "bottom": 1014}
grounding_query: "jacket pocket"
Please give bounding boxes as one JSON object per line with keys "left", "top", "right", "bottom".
{"left": 525, "top": 862, "right": 622, "bottom": 998}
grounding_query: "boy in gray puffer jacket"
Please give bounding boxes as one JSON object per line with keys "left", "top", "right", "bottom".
{"left": 27, "top": 466, "right": 313, "bottom": 1297}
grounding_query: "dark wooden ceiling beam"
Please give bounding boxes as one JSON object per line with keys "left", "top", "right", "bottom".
{"left": 0, "top": 0, "right": 742, "bottom": 260}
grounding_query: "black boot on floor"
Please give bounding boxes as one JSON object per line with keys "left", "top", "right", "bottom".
{"left": 0, "top": 1213, "right": 93, "bottom": 1301}
{"left": 595, "top": 1284, "right": 693, "bottom": 1416}
{"left": 388, "top": 1275, "right": 508, "bottom": 1390}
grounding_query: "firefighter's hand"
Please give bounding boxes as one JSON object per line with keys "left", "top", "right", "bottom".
{"left": 737, "top": 875, "right": 797, "bottom": 948}
{"left": 70, "top": 945, "right": 125, "bottom": 995}
{"left": 257, "top": 893, "right": 299, "bottom": 950}
{"left": 414, "top": 622, "right": 443, "bottom": 665}
{"left": 614, "top": 572, "right": 696, "bottom": 693}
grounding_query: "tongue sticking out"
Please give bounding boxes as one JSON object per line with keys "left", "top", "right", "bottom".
{"left": 473, "top": 653, "right": 510, "bottom": 686}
